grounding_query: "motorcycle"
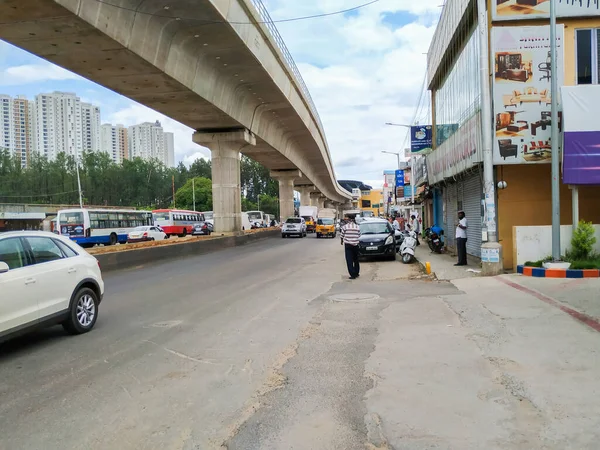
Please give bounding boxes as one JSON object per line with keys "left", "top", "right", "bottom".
{"left": 400, "top": 230, "right": 417, "bottom": 264}
{"left": 428, "top": 231, "right": 444, "bottom": 254}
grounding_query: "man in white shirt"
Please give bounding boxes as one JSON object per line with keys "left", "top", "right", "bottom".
{"left": 411, "top": 215, "right": 420, "bottom": 246}
{"left": 455, "top": 210, "right": 468, "bottom": 266}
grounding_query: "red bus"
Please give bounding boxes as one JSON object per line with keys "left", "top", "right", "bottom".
{"left": 152, "top": 209, "right": 205, "bottom": 237}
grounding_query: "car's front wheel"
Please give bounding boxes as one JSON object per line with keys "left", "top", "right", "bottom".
{"left": 63, "top": 287, "right": 99, "bottom": 335}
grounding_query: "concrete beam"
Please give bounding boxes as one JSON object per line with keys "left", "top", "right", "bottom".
{"left": 271, "top": 170, "right": 301, "bottom": 222}
{"left": 193, "top": 129, "right": 256, "bottom": 233}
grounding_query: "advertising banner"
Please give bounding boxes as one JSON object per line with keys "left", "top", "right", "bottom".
{"left": 561, "top": 85, "right": 600, "bottom": 185}
{"left": 410, "top": 126, "right": 432, "bottom": 153}
{"left": 427, "top": 112, "right": 483, "bottom": 185}
{"left": 492, "top": 0, "right": 600, "bottom": 21}
{"left": 395, "top": 170, "right": 405, "bottom": 187}
{"left": 491, "top": 25, "right": 564, "bottom": 165}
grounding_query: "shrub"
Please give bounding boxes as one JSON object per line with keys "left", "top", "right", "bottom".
{"left": 570, "top": 221, "right": 597, "bottom": 261}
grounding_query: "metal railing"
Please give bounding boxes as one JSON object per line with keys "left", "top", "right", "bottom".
{"left": 249, "top": 0, "right": 324, "bottom": 133}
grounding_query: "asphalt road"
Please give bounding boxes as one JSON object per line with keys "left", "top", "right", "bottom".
{"left": 0, "top": 233, "right": 447, "bottom": 450}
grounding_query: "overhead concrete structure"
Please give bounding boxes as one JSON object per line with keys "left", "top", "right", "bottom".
{"left": 0, "top": 0, "right": 351, "bottom": 231}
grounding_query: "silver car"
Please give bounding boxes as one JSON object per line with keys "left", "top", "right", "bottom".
{"left": 281, "top": 217, "right": 307, "bottom": 238}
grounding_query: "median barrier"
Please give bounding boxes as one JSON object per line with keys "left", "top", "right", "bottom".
{"left": 95, "top": 229, "right": 280, "bottom": 272}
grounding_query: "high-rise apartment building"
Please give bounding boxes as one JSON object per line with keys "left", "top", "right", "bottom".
{"left": 100, "top": 123, "right": 128, "bottom": 164}
{"left": 32, "top": 91, "right": 100, "bottom": 160}
{"left": 128, "top": 120, "right": 165, "bottom": 163}
{"left": 164, "top": 131, "right": 175, "bottom": 168}
{"left": 0, "top": 94, "right": 34, "bottom": 167}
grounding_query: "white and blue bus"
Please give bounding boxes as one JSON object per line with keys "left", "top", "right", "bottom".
{"left": 56, "top": 208, "right": 153, "bottom": 247}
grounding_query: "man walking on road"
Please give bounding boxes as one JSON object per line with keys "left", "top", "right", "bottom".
{"left": 455, "top": 210, "right": 468, "bottom": 266}
{"left": 341, "top": 214, "right": 361, "bottom": 279}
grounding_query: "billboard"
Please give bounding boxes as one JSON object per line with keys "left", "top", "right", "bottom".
{"left": 410, "top": 126, "right": 432, "bottom": 153}
{"left": 561, "top": 85, "right": 600, "bottom": 185}
{"left": 491, "top": 25, "right": 564, "bottom": 165}
{"left": 492, "top": 0, "right": 600, "bottom": 21}
{"left": 395, "top": 170, "right": 405, "bottom": 187}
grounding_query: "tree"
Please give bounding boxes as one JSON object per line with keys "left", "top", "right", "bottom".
{"left": 257, "top": 194, "right": 279, "bottom": 216}
{"left": 174, "top": 177, "right": 212, "bottom": 212}
{"left": 189, "top": 158, "right": 212, "bottom": 179}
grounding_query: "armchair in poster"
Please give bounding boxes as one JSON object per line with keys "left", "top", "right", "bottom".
{"left": 492, "top": 25, "right": 564, "bottom": 165}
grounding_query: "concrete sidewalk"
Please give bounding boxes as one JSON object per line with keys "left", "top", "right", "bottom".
{"left": 414, "top": 243, "right": 482, "bottom": 280}
{"left": 365, "top": 263, "right": 600, "bottom": 449}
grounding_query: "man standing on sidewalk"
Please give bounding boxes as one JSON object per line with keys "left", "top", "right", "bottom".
{"left": 341, "top": 214, "right": 361, "bottom": 279}
{"left": 455, "top": 210, "right": 468, "bottom": 266}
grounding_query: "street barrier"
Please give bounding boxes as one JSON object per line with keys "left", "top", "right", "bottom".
{"left": 95, "top": 229, "right": 280, "bottom": 272}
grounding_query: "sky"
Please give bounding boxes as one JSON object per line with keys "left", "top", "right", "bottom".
{"left": 0, "top": 0, "right": 440, "bottom": 188}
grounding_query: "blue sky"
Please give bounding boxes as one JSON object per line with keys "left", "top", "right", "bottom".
{"left": 0, "top": 0, "right": 439, "bottom": 186}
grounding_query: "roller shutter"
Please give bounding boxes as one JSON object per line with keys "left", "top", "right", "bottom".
{"left": 462, "top": 169, "right": 483, "bottom": 257}
{"left": 443, "top": 182, "right": 458, "bottom": 249}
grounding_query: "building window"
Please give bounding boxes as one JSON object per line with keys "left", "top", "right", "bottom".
{"left": 576, "top": 28, "right": 600, "bottom": 85}
{"left": 361, "top": 200, "right": 371, "bottom": 208}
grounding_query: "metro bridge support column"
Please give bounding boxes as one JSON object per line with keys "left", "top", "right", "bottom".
{"left": 271, "top": 170, "right": 301, "bottom": 223}
{"left": 298, "top": 186, "right": 313, "bottom": 207}
{"left": 309, "top": 191, "right": 321, "bottom": 208}
{"left": 193, "top": 129, "right": 256, "bottom": 233}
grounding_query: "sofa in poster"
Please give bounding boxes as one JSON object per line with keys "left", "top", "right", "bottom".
{"left": 492, "top": 25, "right": 564, "bottom": 165}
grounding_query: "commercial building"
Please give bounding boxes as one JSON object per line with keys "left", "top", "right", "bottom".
{"left": 425, "top": 0, "right": 600, "bottom": 269}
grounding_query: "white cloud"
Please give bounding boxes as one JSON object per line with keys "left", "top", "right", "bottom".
{"left": 0, "top": 64, "right": 82, "bottom": 85}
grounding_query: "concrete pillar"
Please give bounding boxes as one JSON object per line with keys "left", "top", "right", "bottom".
{"left": 318, "top": 195, "right": 327, "bottom": 210}
{"left": 271, "top": 170, "right": 301, "bottom": 222}
{"left": 192, "top": 129, "right": 256, "bottom": 233}
{"left": 309, "top": 192, "right": 321, "bottom": 207}
{"left": 298, "top": 186, "right": 313, "bottom": 207}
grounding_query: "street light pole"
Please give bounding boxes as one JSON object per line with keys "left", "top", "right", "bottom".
{"left": 549, "top": 0, "right": 561, "bottom": 261}
{"left": 381, "top": 151, "right": 401, "bottom": 215}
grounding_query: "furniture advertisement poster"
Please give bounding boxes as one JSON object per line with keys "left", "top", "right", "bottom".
{"left": 492, "top": 25, "right": 564, "bottom": 165}
{"left": 492, "top": 0, "right": 600, "bottom": 21}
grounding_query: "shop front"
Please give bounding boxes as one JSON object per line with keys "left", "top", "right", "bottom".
{"left": 0, "top": 212, "right": 46, "bottom": 232}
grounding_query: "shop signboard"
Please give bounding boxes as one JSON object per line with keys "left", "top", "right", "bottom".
{"left": 492, "top": 0, "right": 600, "bottom": 21}
{"left": 426, "top": 112, "right": 483, "bottom": 185}
{"left": 410, "top": 126, "right": 433, "bottom": 153}
{"left": 395, "top": 170, "right": 405, "bottom": 187}
{"left": 491, "top": 25, "right": 564, "bottom": 165}
{"left": 561, "top": 85, "right": 600, "bottom": 185}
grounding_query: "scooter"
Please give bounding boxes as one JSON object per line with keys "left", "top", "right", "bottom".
{"left": 400, "top": 229, "right": 417, "bottom": 264}
{"left": 428, "top": 230, "right": 444, "bottom": 254}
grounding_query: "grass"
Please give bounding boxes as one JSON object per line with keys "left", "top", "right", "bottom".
{"left": 523, "top": 255, "right": 600, "bottom": 270}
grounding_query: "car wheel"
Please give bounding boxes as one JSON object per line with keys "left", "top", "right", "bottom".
{"left": 108, "top": 233, "right": 118, "bottom": 246}
{"left": 63, "top": 287, "right": 99, "bottom": 335}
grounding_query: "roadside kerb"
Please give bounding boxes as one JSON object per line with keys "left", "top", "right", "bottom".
{"left": 96, "top": 229, "right": 280, "bottom": 272}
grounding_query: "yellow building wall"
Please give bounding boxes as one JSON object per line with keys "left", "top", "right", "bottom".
{"left": 497, "top": 165, "right": 600, "bottom": 270}
{"left": 359, "top": 189, "right": 384, "bottom": 216}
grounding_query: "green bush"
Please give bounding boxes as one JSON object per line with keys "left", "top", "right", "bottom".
{"left": 570, "top": 221, "right": 597, "bottom": 261}
{"left": 569, "top": 258, "right": 600, "bottom": 270}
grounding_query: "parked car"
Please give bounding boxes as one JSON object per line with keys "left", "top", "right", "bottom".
{"left": 281, "top": 217, "right": 307, "bottom": 238}
{"left": 127, "top": 226, "right": 167, "bottom": 243}
{"left": 192, "top": 222, "right": 212, "bottom": 236}
{"left": 0, "top": 231, "right": 104, "bottom": 343}
{"left": 358, "top": 218, "right": 396, "bottom": 260}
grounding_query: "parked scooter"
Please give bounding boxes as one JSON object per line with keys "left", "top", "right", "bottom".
{"left": 428, "top": 230, "right": 444, "bottom": 253}
{"left": 400, "top": 229, "right": 417, "bottom": 264}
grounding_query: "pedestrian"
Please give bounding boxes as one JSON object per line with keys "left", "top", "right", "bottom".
{"left": 411, "top": 214, "right": 420, "bottom": 246}
{"left": 455, "top": 210, "right": 468, "bottom": 266}
{"left": 397, "top": 215, "right": 406, "bottom": 231}
{"left": 340, "top": 214, "right": 361, "bottom": 279}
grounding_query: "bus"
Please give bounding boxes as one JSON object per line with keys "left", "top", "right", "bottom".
{"left": 56, "top": 208, "right": 153, "bottom": 247}
{"left": 246, "top": 210, "right": 267, "bottom": 228}
{"left": 152, "top": 209, "right": 205, "bottom": 237}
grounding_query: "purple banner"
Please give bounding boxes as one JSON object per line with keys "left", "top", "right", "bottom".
{"left": 563, "top": 131, "right": 600, "bottom": 185}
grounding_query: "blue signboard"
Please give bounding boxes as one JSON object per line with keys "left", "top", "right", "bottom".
{"left": 395, "top": 170, "right": 405, "bottom": 187}
{"left": 411, "top": 126, "right": 432, "bottom": 153}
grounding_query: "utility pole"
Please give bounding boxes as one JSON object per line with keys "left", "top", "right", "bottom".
{"left": 192, "top": 178, "right": 196, "bottom": 211}
{"left": 172, "top": 175, "right": 175, "bottom": 208}
{"left": 549, "top": 0, "right": 561, "bottom": 262}
{"left": 75, "top": 154, "right": 83, "bottom": 208}
{"left": 477, "top": 0, "right": 503, "bottom": 275}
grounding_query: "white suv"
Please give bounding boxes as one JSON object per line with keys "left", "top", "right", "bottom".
{"left": 281, "top": 217, "right": 307, "bottom": 238}
{"left": 0, "top": 231, "right": 104, "bottom": 343}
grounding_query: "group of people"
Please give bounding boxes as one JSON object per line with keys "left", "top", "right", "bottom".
{"left": 339, "top": 210, "right": 469, "bottom": 280}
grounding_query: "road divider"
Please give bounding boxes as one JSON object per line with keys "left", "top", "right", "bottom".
{"left": 95, "top": 228, "right": 280, "bottom": 272}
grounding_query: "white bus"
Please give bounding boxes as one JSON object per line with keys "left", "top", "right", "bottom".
{"left": 246, "top": 210, "right": 267, "bottom": 228}
{"left": 56, "top": 208, "right": 153, "bottom": 247}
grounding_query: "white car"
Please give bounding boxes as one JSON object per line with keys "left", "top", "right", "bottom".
{"left": 281, "top": 217, "right": 307, "bottom": 238}
{"left": 0, "top": 231, "right": 104, "bottom": 343}
{"left": 127, "top": 226, "right": 167, "bottom": 243}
